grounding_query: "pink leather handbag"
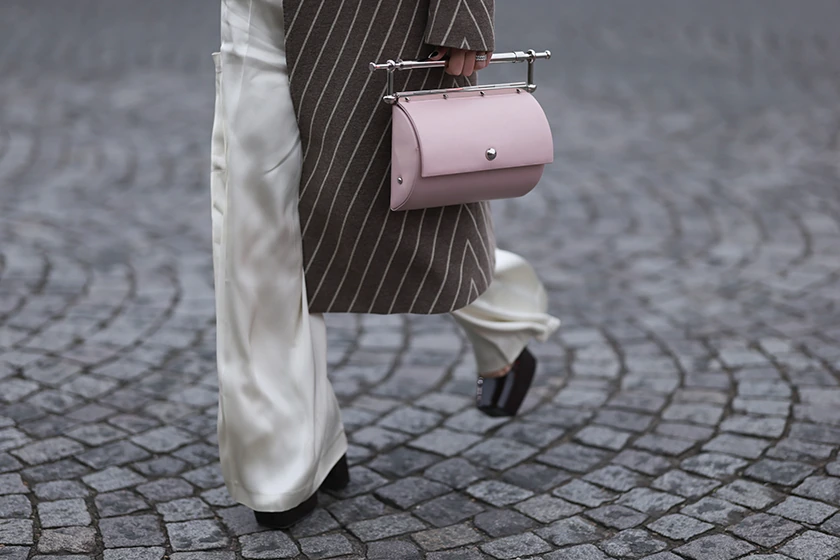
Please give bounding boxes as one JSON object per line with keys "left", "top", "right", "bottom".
{"left": 371, "top": 50, "right": 554, "bottom": 211}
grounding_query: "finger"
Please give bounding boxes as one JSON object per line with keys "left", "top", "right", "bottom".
{"left": 446, "top": 49, "right": 465, "bottom": 76}
{"left": 462, "top": 50, "right": 476, "bottom": 77}
{"left": 428, "top": 47, "right": 449, "bottom": 61}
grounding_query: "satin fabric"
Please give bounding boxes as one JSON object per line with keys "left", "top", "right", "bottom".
{"left": 452, "top": 250, "right": 561, "bottom": 375}
{"left": 211, "top": 0, "right": 559, "bottom": 512}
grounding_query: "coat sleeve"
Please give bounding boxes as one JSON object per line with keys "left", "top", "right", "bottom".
{"left": 425, "top": 0, "right": 495, "bottom": 52}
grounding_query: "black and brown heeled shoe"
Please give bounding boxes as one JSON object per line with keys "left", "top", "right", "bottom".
{"left": 476, "top": 348, "right": 537, "bottom": 417}
{"left": 254, "top": 454, "right": 350, "bottom": 529}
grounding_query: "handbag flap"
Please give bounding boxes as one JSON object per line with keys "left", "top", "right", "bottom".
{"left": 395, "top": 89, "right": 554, "bottom": 178}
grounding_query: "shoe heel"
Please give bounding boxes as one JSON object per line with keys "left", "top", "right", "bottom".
{"left": 321, "top": 454, "right": 350, "bottom": 491}
{"left": 476, "top": 348, "right": 537, "bottom": 417}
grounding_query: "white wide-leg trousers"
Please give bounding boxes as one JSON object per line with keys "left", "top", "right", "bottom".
{"left": 211, "top": 0, "right": 560, "bottom": 512}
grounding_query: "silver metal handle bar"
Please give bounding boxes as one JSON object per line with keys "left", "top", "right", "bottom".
{"left": 369, "top": 49, "right": 551, "bottom": 104}
{"left": 369, "top": 50, "right": 551, "bottom": 72}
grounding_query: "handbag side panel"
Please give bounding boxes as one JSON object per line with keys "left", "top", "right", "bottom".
{"left": 391, "top": 104, "right": 422, "bottom": 211}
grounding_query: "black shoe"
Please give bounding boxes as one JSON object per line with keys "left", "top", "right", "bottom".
{"left": 321, "top": 454, "right": 350, "bottom": 492}
{"left": 254, "top": 493, "right": 318, "bottom": 530}
{"left": 253, "top": 454, "right": 350, "bottom": 529}
{"left": 476, "top": 348, "right": 536, "bottom": 417}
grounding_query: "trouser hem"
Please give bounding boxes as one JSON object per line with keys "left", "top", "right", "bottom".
{"left": 224, "top": 429, "right": 348, "bottom": 512}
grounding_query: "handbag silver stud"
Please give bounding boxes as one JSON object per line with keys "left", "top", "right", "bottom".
{"left": 486, "top": 148, "right": 497, "bottom": 161}
{"left": 397, "top": 177, "right": 403, "bottom": 184}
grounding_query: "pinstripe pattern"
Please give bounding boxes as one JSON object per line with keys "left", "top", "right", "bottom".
{"left": 283, "top": 0, "right": 497, "bottom": 314}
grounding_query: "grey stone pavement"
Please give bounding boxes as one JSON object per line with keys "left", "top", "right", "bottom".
{"left": 1, "top": 0, "right": 840, "bottom": 558}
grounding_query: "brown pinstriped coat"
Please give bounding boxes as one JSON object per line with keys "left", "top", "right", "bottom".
{"left": 283, "top": 0, "right": 497, "bottom": 314}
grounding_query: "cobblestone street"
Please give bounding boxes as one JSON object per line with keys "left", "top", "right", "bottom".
{"left": 2, "top": 0, "right": 840, "bottom": 558}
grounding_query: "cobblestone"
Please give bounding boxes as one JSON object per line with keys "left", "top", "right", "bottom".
{"left": 292, "top": 510, "right": 342, "bottom": 540}
{"left": 480, "top": 532, "right": 551, "bottom": 559}
{"left": 769, "top": 496, "right": 838, "bottom": 525}
{"left": 473, "top": 510, "right": 538, "bottom": 538}
{"left": 367, "top": 540, "right": 421, "bottom": 560}
{"left": 137, "top": 478, "right": 196, "bottom": 502}
{"left": 466, "top": 481, "right": 534, "bottom": 507}
{"left": 38, "top": 499, "right": 91, "bottom": 527}
{"left": 414, "top": 493, "right": 486, "bottom": 528}
{"left": 166, "top": 520, "right": 229, "bottom": 551}
{"left": 298, "top": 534, "right": 353, "bottom": 559}
{"left": 423, "top": 458, "right": 484, "bottom": 489}
{"left": 778, "top": 530, "right": 840, "bottom": 560}
{"left": 745, "top": 459, "right": 815, "bottom": 486}
{"left": 0, "top": 519, "right": 33, "bottom": 545}
{"left": 574, "top": 426, "right": 633, "bottom": 451}
{"left": 238, "top": 532, "right": 299, "bottom": 559}
{"left": 633, "top": 434, "right": 695, "bottom": 457}
{"left": 95, "top": 491, "right": 150, "bottom": 517}
{"left": 495, "top": 421, "right": 564, "bottom": 448}
{"left": 715, "top": 479, "right": 782, "bottom": 509}
{"left": 675, "top": 534, "right": 755, "bottom": 560}
{"left": 156, "top": 498, "right": 214, "bottom": 522}
{"left": 702, "top": 434, "right": 773, "bottom": 459}
{"left": 348, "top": 513, "right": 426, "bottom": 542}
{"left": 102, "top": 549, "right": 165, "bottom": 560}
{"left": 652, "top": 470, "right": 721, "bottom": 499}
{"left": 0, "top": 495, "right": 31, "bottom": 518}
{"left": 603, "top": 529, "right": 668, "bottom": 557}
{"left": 768, "top": 439, "right": 835, "bottom": 462}
{"left": 538, "top": 444, "right": 610, "bottom": 473}
{"left": 534, "top": 516, "right": 601, "bottom": 547}
{"left": 585, "top": 505, "right": 648, "bottom": 530}
{"left": 82, "top": 467, "right": 146, "bottom": 493}
{"left": 33, "top": 480, "right": 89, "bottom": 500}
{"left": 413, "top": 523, "right": 482, "bottom": 551}
{"left": 0, "top": 549, "right": 30, "bottom": 560}
{"left": 368, "top": 447, "right": 439, "bottom": 478}
{"left": 681, "top": 497, "right": 749, "bottom": 526}
{"left": 0, "top": 474, "right": 27, "bottom": 495}
{"left": 375, "top": 477, "right": 449, "bottom": 509}
{"left": 327, "top": 495, "right": 387, "bottom": 525}
{"left": 617, "top": 488, "right": 685, "bottom": 515}
{"left": 647, "top": 514, "right": 713, "bottom": 541}
{"left": 612, "top": 450, "right": 670, "bottom": 477}
{"left": 2, "top": 1, "right": 840, "bottom": 558}
{"left": 409, "top": 428, "right": 481, "bottom": 457}
{"left": 554, "top": 480, "right": 618, "bottom": 508}
{"left": 503, "top": 463, "right": 570, "bottom": 492}
{"left": 12, "top": 437, "right": 85, "bottom": 465}
{"left": 681, "top": 453, "right": 747, "bottom": 479}
{"left": 514, "top": 495, "right": 582, "bottom": 523}
{"left": 731, "top": 513, "right": 802, "bottom": 548}
{"left": 794, "top": 476, "right": 840, "bottom": 506}
{"left": 545, "top": 544, "right": 609, "bottom": 560}
{"left": 462, "top": 438, "right": 538, "bottom": 471}
{"left": 584, "top": 465, "right": 647, "bottom": 493}
{"left": 99, "top": 515, "right": 165, "bottom": 548}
